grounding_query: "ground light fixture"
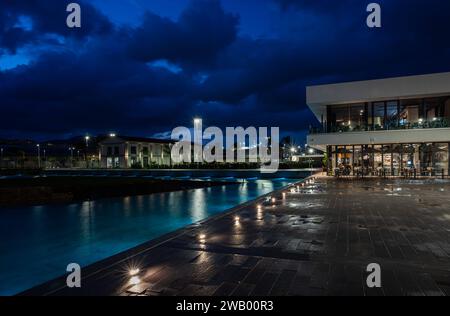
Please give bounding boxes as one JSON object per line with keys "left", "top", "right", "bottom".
{"left": 198, "top": 234, "right": 207, "bottom": 243}
{"left": 129, "top": 276, "right": 141, "bottom": 286}
{"left": 129, "top": 268, "right": 140, "bottom": 277}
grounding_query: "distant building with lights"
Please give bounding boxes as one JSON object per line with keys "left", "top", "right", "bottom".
{"left": 306, "top": 72, "right": 450, "bottom": 177}
{"left": 99, "top": 136, "right": 174, "bottom": 169}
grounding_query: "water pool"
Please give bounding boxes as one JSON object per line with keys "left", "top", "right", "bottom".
{"left": 0, "top": 179, "right": 298, "bottom": 295}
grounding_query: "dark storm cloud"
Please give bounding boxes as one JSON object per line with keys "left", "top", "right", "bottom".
{"left": 0, "top": 0, "right": 112, "bottom": 54}
{"left": 127, "top": 0, "right": 239, "bottom": 68}
{"left": 0, "top": 0, "right": 450, "bottom": 141}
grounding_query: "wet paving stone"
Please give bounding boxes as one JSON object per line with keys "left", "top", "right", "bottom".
{"left": 27, "top": 177, "right": 450, "bottom": 296}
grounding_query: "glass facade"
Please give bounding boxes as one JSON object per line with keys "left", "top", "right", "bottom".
{"left": 321, "top": 96, "right": 450, "bottom": 134}
{"left": 329, "top": 143, "right": 450, "bottom": 177}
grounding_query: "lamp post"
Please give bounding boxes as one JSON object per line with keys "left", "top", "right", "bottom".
{"left": 290, "top": 147, "right": 296, "bottom": 161}
{"left": 85, "top": 136, "right": 91, "bottom": 169}
{"left": 308, "top": 148, "right": 314, "bottom": 176}
{"left": 1, "top": 147, "right": 3, "bottom": 169}
{"left": 37, "top": 144, "right": 41, "bottom": 169}
{"left": 69, "top": 147, "right": 74, "bottom": 168}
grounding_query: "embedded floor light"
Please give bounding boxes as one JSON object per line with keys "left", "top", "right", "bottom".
{"left": 129, "top": 276, "right": 141, "bottom": 286}
{"left": 199, "top": 234, "right": 207, "bottom": 243}
{"left": 129, "top": 268, "right": 140, "bottom": 277}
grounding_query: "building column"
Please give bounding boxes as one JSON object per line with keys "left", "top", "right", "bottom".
{"left": 352, "top": 145, "right": 355, "bottom": 176}
{"left": 371, "top": 102, "right": 375, "bottom": 131}
{"left": 448, "top": 143, "right": 450, "bottom": 177}
{"left": 400, "top": 144, "right": 403, "bottom": 176}
{"left": 418, "top": 144, "right": 422, "bottom": 176}
{"left": 431, "top": 143, "right": 435, "bottom": 176}
{"left": 364, "top": 103, "right": 369, "bottom": 131}
{"left": 390, "top": 145, "right": 394, "bottom": 176}
{"left": 335, "top": 145, "right": 338, "bottom": 175}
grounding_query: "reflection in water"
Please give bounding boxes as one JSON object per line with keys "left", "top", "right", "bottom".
{"left": 0, "top": 179, "right": 297, "bottom": 295}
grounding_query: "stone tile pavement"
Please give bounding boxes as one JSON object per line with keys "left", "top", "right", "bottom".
{"left": 25, "top": 177, "right": 450, "bottom": 296}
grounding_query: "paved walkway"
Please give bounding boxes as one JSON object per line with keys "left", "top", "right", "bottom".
{"left": 26, "top": 177, "right": 450, "bottom": 296}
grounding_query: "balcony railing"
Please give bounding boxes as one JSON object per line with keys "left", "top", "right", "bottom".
{"left": 310, "top": 117, "right": 450, "bottom": 134}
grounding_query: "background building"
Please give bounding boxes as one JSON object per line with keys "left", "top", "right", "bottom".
{"left": 307, "top": 72, "right": 450, "bottom": 177}
{"left": 99, "top": 135, "right": 174, "bottom": 169}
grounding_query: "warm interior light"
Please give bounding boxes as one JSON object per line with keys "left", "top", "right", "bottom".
{"left": 271, "top": 197, "right": 276, "bottom": 203}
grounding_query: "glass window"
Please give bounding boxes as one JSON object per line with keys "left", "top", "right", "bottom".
{"left": 373, "top": 102, "right": 385, "bottom": 130}
{"left": 114, "top": 146, "right": 120, "bottom": 155}
{"left": 374, "top": 145, "right": 383, "bottom": 172}
{"left": 107, "top": 157, "right": 113, "bottom": 168}
{"left": 107, "top": 146, "right": 112, "bottom": 156}
{"left": 327, "top": 103, "right": 366, "bottom": 132}
{"left": 419, "top": 144, "right": 433, "bottom": 175}
{"left": 143, "top": 157, "right": 149, "bottom": 168}
{"left": 433, "top": 143, "right": 449, "bottom": 175}
{"left": 386, "top": 101, "right": 399, "bottom": 129}
{"left": 381, "top": 145, "right": 392, "bottom": 175}
{"left": 130, "top": 146, "right": 137, "bottom": 155}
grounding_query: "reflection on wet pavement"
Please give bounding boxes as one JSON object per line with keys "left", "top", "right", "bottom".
{"left": 26, "top": 177, "right": 450, "bottom": 296}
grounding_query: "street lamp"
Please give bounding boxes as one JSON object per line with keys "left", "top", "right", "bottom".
{"left": 69, "top": 147, "right": 74, "bottom": 168}
{"left": 85, "top": 136, "right": 91, "bottom": 169}
{"left": 307, "top": 148, "right": 314, "bottom": 176}
{"left": 36, "top": 144, "right": 41, "bottom": 169}
{"left": 1, "top": 147, "right": 3, "bottom": 169}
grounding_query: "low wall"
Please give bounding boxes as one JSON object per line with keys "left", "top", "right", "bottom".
{"left": 43, "top": 169, "right": 321, "bottom": 179}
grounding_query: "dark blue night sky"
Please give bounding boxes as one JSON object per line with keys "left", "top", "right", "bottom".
{"left": 1, "top": 0, "right": 450, "bottom": 142}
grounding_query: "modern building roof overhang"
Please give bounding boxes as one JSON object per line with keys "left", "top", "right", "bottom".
{"left": 306, "top": 72, "right": 450, "bottom": 121}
